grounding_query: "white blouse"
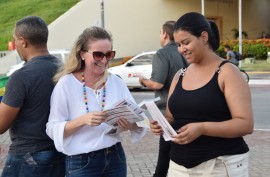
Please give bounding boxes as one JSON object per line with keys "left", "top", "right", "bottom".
{"left": 46, "top": 73, "right": 147, "bottom": 156}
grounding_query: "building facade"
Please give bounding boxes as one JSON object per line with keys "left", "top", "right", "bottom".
{"left": 47, "top": 0, "right": 268, "bottom": 58}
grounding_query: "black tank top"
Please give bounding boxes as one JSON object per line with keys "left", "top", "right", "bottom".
{"left": 168, "top": 60, "right": 249, "bottom": 168}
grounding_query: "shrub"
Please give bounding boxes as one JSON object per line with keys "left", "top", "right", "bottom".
{"left": 219, "top": 39, "right": 270, "bottom": 60}
{"left": 252, "top": 44, "right": 267, "bottom": 59}
{"left": 216, "top": 46, "right": 226, "bottom": 58}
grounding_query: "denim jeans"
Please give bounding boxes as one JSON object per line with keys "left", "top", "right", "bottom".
{"left": 1, "top": 150, "right": 66, "bottom": 177}
{"left": 66, "top": 142, "right": 127, "bottom": 177}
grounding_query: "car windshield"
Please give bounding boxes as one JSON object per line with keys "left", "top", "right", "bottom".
{"left": 129, "top": 54, "right": 154, "bottom": 66}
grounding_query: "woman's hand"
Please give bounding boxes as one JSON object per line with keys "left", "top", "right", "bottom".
{"left": 118, "top": 118, "right": 137, "bottom": 131}
{"left": 84, "top": 111, "right": 107, "bottom": 126}
{"left": 172, "top": 122, "right": 204, "bottom": 144}
{"left": 150, "top": 120, "right": 163, "bottom": 136}
{"left": 64, "top": 111, "right": 107, "bottom": 137}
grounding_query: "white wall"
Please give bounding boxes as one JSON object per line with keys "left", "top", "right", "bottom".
{"left": 242, "top": 0, "right": 269, "bottom": 39}
{"left": 47, "top": 0, "right": 100, "bottom": 51}
{"left": 15, "top": 0, "right": 270, "bottom": 57}
{"left": 47, "top": 0, "right": 269, "bottom": 58}
{"left": 104, "top": 0, "right": 196, "bottom": 57}
{"left": 47, "top": 0, "right": 200, "bottom": 58}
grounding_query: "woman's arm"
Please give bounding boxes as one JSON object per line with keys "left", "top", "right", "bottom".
{"left": 202, "top": 64, "right": 253, "bottom": 137}
{"left": 165, "top": 70, "right": 181, "bottom": 123}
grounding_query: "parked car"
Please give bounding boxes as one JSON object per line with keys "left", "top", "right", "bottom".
{"left": 108, "top": 51, "right": 156, "bottom": 89}
{"left": 6, "top": 49, "right": 70, "bottom": 76}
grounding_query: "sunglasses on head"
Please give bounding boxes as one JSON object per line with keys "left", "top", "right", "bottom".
{"left": 83, "top": 50, "right": 116, "bottom": 61}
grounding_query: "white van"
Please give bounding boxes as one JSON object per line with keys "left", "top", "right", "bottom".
{"left": 6, "top": 49, "right": 70, "bottom": 76}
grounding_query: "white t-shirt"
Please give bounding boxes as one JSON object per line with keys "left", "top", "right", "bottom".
{"left": 46, "top": 73, "right": 146, "bottom": 156}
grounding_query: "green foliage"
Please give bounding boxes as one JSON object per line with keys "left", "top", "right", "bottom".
{"left": 216, "top": 45, "right": 226, "bottom": 58}
{"left": 252, "top": 44, "right": 268, "bottom": 59}
{"left": 219, "top": 39, "right": 269, "bottom": 60}
{"left": 241, "top": 44, "right": 267, "bottom": 59}
{"left": 0, "top": 0, "right": 79, "bottom": 50}
{"left": 242, "top": 44, "right": 255, "bottom": 57}
{"left": 241, "top": 60, "right": 270, "bottom": 72}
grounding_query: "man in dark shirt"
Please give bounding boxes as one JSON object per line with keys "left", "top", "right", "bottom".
{"left": 0, "top": 16, "right": 65, "bottom": 177}
{"left": 139, "top": 21, "right": 188, "bottom": 177}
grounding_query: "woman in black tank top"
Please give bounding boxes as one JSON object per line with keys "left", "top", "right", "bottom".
{"left": 149, "top": 12, "right": 253, "bottom": 177}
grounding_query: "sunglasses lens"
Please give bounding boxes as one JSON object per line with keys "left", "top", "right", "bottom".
{"left": 93, "top": 52, "right": 105, "bottom": 61}
{"left": 105, "top": 51, "right": 115, "bottom": 61}
{"left": 92, "top": 51, "right": 115, "bottom": 61}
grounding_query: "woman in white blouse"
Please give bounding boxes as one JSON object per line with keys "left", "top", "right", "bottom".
{"left": 46, "top": 26, "right": 147, "bottom": 177}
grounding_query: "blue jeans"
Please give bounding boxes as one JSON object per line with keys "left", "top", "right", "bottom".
{"left": 1, "top": 150, "right": 66, "bottom": 177}
{"left": 66, "top": 142, "right": 127, "bottom": 177}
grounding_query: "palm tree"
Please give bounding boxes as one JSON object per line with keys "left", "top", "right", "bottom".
{"left": 231, "top": 28, "right": 248, "bottom": 39}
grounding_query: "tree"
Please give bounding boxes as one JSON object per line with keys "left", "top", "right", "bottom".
{"left": 231, "top": 28, "right": 248, "bottom": 39}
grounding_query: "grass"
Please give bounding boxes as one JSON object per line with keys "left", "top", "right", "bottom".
{"left": 0, "top": 0, "right": 79, "bottom": 50}
{"left": 240, "top": 60, "right": 270, "bottom": 72}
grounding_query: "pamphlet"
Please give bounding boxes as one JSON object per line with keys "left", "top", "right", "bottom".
{"left": 103, "top": 99, "right": 146, "bottom": 134}
{"left": 139, "top": 97, "right": 177, "bottom": 141}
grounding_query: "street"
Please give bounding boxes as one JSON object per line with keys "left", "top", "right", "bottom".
{"left": 250, "top": 86, "right": 270, "bottom": 129}
{"left": 131, "top": 85, "right": 270, "bottom": 130}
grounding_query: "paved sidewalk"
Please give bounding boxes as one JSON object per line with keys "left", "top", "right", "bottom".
{"left": 249, "top": 72, "right": 270, "bottom": 85}
{"left": 1, "top": 130, "right": 270, "bottom": 176}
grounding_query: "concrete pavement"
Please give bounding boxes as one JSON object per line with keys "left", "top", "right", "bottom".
{"left": 123, "top": 130, "right": 270, "bottom": 177}
{"left": 1, "top": 130, "right": 270, "bottom": 177}
{"left": 248, "top": 72, "right": 270, "bottom": 85}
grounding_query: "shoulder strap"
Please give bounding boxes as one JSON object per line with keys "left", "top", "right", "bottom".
{"left": 216, "top": 60, "right": 230, "bottom": 74}
{"left": 179, "top": 67, "right": 187, "bottom": 76}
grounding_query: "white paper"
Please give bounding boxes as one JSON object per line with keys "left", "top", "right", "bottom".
{"left": 140, "top": 99, "right": 177, "bottom": 141}
{"left": 111, "top": 99, "right": 145, "bottom": 117}
{"left": 103, "top": 99, "right": 146, "bottom": 134}
{"left": 138, "top": 97, "right": 161, "bottom": 108}
{"left": 104, "top": 105, "right": 144, "bottom": 128}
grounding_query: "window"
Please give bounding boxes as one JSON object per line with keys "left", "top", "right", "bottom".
{"left": 130, "top": 54, "right": 154, "bottom": 66}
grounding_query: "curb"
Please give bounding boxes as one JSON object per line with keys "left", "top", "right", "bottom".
{"left": 249, "top": 79, "right": 270, "bottom": 85}
{"left": 247, "top": 71, "right": 270, "bottom": 74}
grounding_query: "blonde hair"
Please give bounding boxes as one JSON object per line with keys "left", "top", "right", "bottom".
{"left": 53, "top": 26, "right": 113, "bottom": 88}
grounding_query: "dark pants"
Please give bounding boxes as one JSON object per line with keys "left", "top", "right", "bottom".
{"left": 153, "top": 136, "right": 171, "bottom": 177}
{"left": 1, "top": 150, "right": 66, "bottom": 177}
{"left": 66, "top": 142, "right": 126, "bottom": 177}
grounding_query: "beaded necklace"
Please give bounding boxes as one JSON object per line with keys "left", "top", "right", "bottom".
{"left": 81, "top": 72, "right": 106, "bottom": 113}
